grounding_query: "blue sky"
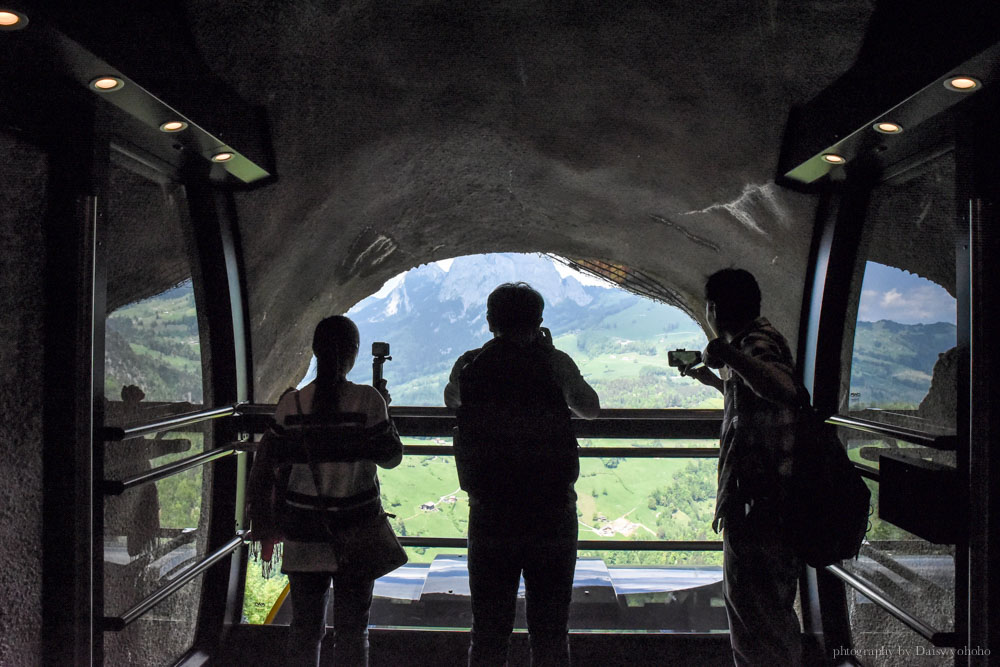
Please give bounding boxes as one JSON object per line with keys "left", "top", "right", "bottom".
{"left": 857, "top": 262, "right": 956, "bottom": 325}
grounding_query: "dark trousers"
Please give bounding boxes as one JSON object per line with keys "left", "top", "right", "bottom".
{"left": 286, "top": 571, "right": 375, "bottom": 667}
{"left": 467, "top": 502, "right": 578, "bottom": 667}
{"left": 722, "top": 506, "right": 802, "bottom": 666}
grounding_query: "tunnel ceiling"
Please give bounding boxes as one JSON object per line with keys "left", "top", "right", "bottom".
{"left": 35, "top": 0, "right": 891, "bottom": 399}
{"left": 188, "top": 0, "right": 881, "bottom": 399}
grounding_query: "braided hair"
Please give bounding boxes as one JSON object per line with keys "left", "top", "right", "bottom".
{"left": 310, "top": 315, "right": 360, "bottom": 416}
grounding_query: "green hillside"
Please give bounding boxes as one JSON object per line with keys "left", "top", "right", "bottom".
{"left": 105, "top": 284, "right": 203, "bottom": 404}
{"left": 850, "top": 320, "right": 956, "bottom": 409}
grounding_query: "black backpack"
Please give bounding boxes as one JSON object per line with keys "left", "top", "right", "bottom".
{"left": 786, "top": 396, "right": 872, "bottom": 568}
{"left": 454, "top": 340, "right": 579, "bottom": 506}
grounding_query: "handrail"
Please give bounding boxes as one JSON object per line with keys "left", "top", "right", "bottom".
{"left": 234, "top": 404, "right": 723, "bottom": 440}
{"left": 827, "top": 415, "right": 957, "bottom": 451}
{"left": 102, "top": 404, "right": 242, "bottom": 441}
{"left": 400, "top": 444, "right": 720, "bottom": 458}
{"left": 102, "top": 446, "right": 238, "bottom": 495}
{"left": 389, "top": 407, "right": 722, "bottom": 420}
{"left": 103, "top": 534, "right": 244, "bottom": 632}
{"left": 853, "top": 461, "right": 880, "bottom": 482}
{"left": 397, "top": 536, "right": 722, "bottom": 551}
{"left": 825, "top": 564, "right": 958, "bottom": 647}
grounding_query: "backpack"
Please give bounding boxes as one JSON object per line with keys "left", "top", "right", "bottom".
{"left": 785, "top": 396, "right": 872, "bottom": 568}
{"left": 454, "top": 340, "right": 579, "bottom": 506}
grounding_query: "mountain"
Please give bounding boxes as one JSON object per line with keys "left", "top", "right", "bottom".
{"left": 849, "top": 319, "right": 957, "bottom": 409}
{"left": 99, "top": 260, "right": 961, "bottom": 413}
{"left": 343, "top": 254, "right": 698, "bottom": 403}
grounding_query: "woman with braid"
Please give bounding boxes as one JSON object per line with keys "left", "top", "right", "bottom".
{"left": 270, "top": 315, "right": 402, "bottom": 666}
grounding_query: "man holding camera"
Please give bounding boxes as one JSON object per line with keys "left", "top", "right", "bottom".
{"left": 682, "top": 268, "right": 802, "bottom": 666}
{"left": 444, "top": 282, "right": 600, "bottom": 667}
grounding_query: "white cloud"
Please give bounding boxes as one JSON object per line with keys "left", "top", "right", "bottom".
{"left": 859, "top": 285, "right": 956, "bottom": 324}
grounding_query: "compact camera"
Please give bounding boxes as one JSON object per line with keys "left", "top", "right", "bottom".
{"left": 372, "top": 341, "right": 390, "bottom": 357}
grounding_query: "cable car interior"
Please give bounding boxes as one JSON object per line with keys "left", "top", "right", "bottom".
{"left": 1, "top": 1, "right": 998, "bottom": 665}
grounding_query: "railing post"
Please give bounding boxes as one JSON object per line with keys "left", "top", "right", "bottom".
{"left": 182, "top": 171, "right": 254, "bottom": 653}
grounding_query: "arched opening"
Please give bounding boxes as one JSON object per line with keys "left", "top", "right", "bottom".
{"left": 242, "top": 252, "right": 728, "bottom": 633}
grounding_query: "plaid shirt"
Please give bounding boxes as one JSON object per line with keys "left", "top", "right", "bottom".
{"left": 713, "top": 317, "right": 797, "bottom": 532}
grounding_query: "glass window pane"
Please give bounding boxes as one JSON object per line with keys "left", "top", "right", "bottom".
{"left": 103, "top": 572, "right": 209, "bottom": 665}
{"left": 840, "top": 479, "right": 955, "bottom": 632}
{"left": 845, "top": 155, "right": 959, "bottom": 435}
{"left": 847, "top": 585, "right": 956, "bottom": 667}
{"left": 105, "top": 280, "right": 203, "bottom": 422}
{"left": 103, "top": 424, "right": 214, "bottom": 614}
{"left": 101, "top": 159, "right": 209, "bottom": 665}
{"left": 841, "top": 428, "right": 954, "bottom": 472}
{"left": 838, "top": 151, "right": 959, "bottom": 650}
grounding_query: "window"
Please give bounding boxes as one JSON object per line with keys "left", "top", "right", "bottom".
{"left": 839, "top": 151, "right": 959, "bottom": 654}
{"left": 101, "top": 161, "right": 211, "bottom": 664}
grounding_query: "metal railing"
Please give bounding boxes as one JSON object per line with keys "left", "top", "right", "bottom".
{"left": 101, "top": 403, "right": 725, "bottom": 630}
{"left": 237, "top": 403, "right": 726, "bottom": 552}
{"left": 398, "top": 537, "right": 723, "bottom": 551}
{"left": 825, "top": 564, "right": 958, "bottom": 647}
{"left": 827, "top": 414, "right": 957, "bottom": 451}
{"left": 101, "top": 445, "right": 238, "bottom": 495}
{"left": 101, "top": 402, "right": 966, "bottom": 642}
{"left": 101, "top": 403, "right": 244, "bottom": 442}
{"left": 103, "top": 534, "right": 245, "bottom": 632}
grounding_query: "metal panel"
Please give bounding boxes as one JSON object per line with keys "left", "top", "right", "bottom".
{"left": 960, "top": 88, "right": 1000, "bottom": 666}
{"left": 41, "top": 113, "right": 108, "bottom": 665}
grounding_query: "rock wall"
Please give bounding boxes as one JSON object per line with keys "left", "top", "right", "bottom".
{"left": 0, "top": 129, "right": 47, "bottom": 665}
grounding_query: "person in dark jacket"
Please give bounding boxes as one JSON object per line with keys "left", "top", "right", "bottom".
{"left": 444, "top": 282, "right": 600, "bottom": 667}
{"left": 684, "top": 268, "right": 802, "bottom": 666}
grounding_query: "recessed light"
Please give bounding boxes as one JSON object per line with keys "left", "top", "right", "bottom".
{"left": 944, "top": 77, "right": 981, "bottom": 92}
{"left": 90, "top": 76, "right": 124, "bottom": 92}
{"left": 822, "top": 154, "right": 846, "bottom": 164}
{"left": 0, "top": 10, "right": 27, "bottom": 30}
{"left": 873, "top": 122, "right": 903, "bottom": 134}
{"left": 159, "top": 121, "right": 188, "bottom": 132}
{"left": 211, "top": 152, "right": 234, "bottom": 162}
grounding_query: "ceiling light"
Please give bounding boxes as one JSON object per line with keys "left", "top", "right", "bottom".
{"left": 90, "top": 76, "right": 124, "bottom": 92}
{"left": 873, "top": 122, "right": 903, "bottom": 134}
{"left": 821, "top": 154, "right": 846, "bottom": 164}
{"left": 944, "top": 77, "right": 981, "bottom": 92}
{"left": 159, "top": 121, "right": 188, "bottom": 132}
{"left": 211, "top": 152, "right": 234, "bottom": 162}
{"left": 0, "top": 9, "right": 28, "bottom": 30}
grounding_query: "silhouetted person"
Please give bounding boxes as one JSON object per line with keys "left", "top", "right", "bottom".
{"left": 271, "top": 316, "right": 402, "bottom": 667}
{"left": 684, "top": 269, "right": 802, "bottom": 666}
{"left": 444, "top": 282, "right": 600, "bottom": 667}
